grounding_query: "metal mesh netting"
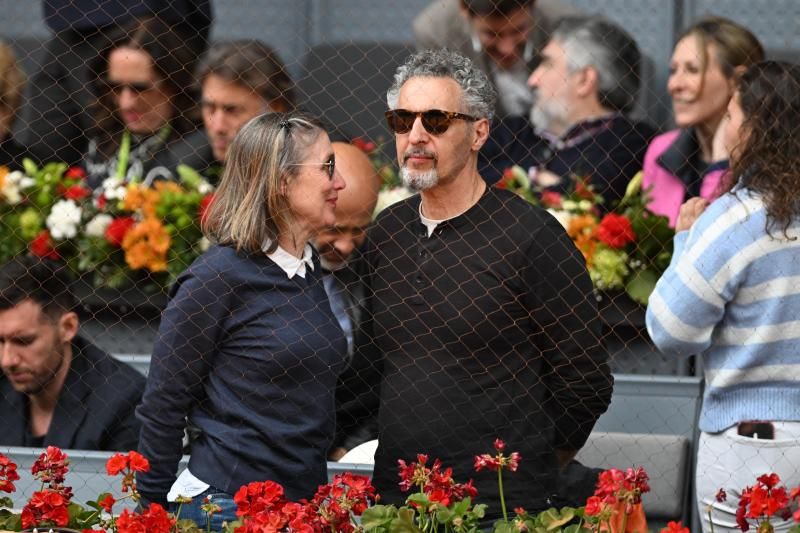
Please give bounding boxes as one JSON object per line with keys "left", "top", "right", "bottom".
{"left": 0, "top": 1, "right": 797, "bottom": 532}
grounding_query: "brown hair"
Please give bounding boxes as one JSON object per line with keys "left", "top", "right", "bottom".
{"left": 89, "top": 17, "right": 202, "bottom": 159}
{"left": 0, "top": 42, "right": 25, "bottom": 124}
{"left": 731, "top": 61, "right": 800, "bottom": 236}
{"left": 678, "top": 17, "right": 764, "bottom": 95}
{"left": 196, "top": 40, "right": 295, "bottom": 112}
{"left": 202, "top": 112, "right": 327, "bottom": 253}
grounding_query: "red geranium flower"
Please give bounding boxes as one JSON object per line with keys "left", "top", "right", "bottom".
{"left": 30, "top": 230, "right": 60, "bottom": 259}
{"left": 660, "top": 520, "right": 690, "bottom": 533}
{"left": 104, "top": 216, "right": 136, "bottom": 247}
{"left": 596, "top": 213, "right": 636, "bottom": 249}
{"left": 106, "top": 453, "right": 128, "bottom": 476}
{"left": 21, "top": 490, "right": 70, "bottom": 529}
{"left": 0, "top": 453, "right": 19, "bottom": 493}
{"left": 99, "top": 493, "right": 116, "bottom": 512}
{"left": 584, "top": 495, "right": 603, "bottom": 516}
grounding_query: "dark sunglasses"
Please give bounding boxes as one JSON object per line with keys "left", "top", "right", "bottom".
{"left": 292, "top": 154, "right": 336, "bottom": 180}
{"left": 384, "top": 109, "right": 478, "bottom": 135}
{"left": 105, "top": 79, "right": 161, "bottom": 95}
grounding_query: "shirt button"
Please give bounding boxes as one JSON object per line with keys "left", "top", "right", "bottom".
{"left": 418, "top": 250, "right": 426, "bottom": 258}
{"left": 415, "top": 276, "right": 424, "bottom": 285}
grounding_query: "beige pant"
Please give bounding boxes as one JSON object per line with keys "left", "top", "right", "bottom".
{"left": 696, "top": 422, "right": 800, "bottom": 533}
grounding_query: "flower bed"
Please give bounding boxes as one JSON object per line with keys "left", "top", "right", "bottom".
{"left": 2, "top": 441, "right": 799, "bottom": 533}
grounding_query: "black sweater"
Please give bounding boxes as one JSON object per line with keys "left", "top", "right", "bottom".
{"left": 136, "top": 244, "right": 346, "bottom": 501}
{"left": 353, "top": 187, "right": 613, "bottom": 512}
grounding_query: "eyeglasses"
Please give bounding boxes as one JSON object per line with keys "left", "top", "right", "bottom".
{"left": 105, "top": 79, "right": 161, "bottom": 95}
{"left": 291, "top": 154, "right": 336, "bottom": 180}
{"left": 384, "top": 109, "right": 478, "bottom": 135}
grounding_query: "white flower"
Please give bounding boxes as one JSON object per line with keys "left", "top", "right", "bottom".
{"left": 578, "top": 199, "right": 593, "bottom": 212}
{"left": 46, "top": 199, "right": 83, "bottom": 240}
{"left": 198, "top": 236, "right": 211, "bottom": 252}
{"left": 197, "top": 181, "right": 214, "bottom": 195}
{"left": 1, "top": 170, "right": 28, "bottom": 204}
{"left": 85, "top": 213, "right": 113, "bottom": 238}
{"left": 547, "top": 208, "right": 573, "bottom": 229}
{"left": 374, "top": 186, "right": 415, "bottom": 218}
{"left": 101, "top": 176, "right": 128, "bottom": 201}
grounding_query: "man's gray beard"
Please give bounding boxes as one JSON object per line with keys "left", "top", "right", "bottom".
{"left": 401, "top": 166, "right": 439, "bottom": 192}
{"left": 529, "top": 99, "right": 569, "bottom": 133}
{"left": 318, "top": 253, "right": 346, "bottom": 272}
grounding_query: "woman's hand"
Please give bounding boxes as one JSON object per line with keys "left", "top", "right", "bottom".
{"left": 676, "top": 197, "right": 709, "bottom": 232}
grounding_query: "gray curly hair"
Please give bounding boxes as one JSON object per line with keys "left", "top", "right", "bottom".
{"left": 387, "top": 49, "right": 497, "bottom": 120}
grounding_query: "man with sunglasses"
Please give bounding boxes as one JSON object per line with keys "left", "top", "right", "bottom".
{"left": 344, "top": 49, "right": 612, "bottom": 518}
{"left": 479, "top": 16, "right": 656, "bottom": 206}
{"left": 413, "top": 0, "right": 576, "bottom": 118}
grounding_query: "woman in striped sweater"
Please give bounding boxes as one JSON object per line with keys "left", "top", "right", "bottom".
{"left": 646, "top": 61, "right": 800, "bottom": 533}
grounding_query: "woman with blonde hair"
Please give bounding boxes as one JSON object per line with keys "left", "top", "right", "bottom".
{"left": 642, "top": 17, "right": 764, "bottom": 226}
{"left": 0, "top": 42, "right": 29, "bottom": 168}
{"left": 136, "top": 111, "right": 346, "bottom": 529}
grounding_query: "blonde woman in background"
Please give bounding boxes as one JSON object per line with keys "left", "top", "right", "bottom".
{"left": 642, "top": 17, "right": 764, "bottom": 226}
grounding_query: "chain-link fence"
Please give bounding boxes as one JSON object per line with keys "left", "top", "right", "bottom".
{"left": 0, "top": 1, "right": 798, "bottom": 532}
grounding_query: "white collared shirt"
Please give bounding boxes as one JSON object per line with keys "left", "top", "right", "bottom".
{"left": 263, "top": 242, "right": 315, "bottom": 279}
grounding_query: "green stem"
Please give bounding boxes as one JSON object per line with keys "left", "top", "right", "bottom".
{"left": 498, "top": 468, "right": 508, "bottom": 523}
{"left": 619, "top": 505, "right": 629, "bottom": 533}
{"left": 116, "top": 130, "right": 131, "bottom": 180}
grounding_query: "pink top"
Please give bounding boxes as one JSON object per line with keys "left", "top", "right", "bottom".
{"left": 642, "top": 129, "right": 727, "bottom": 227}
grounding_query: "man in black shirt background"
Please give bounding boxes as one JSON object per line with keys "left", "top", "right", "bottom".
{"left": 347, "top": 48, "right": 613, "bottom": 516}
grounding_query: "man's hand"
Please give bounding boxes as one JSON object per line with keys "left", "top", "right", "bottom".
{"left": 328, "top": 447, "right": 348, "bottom": 461}
{"left": 555, "top": 449, "right": 578, "bottom": 470}
{"left": 676, "top": 197, "right": 709, "bottom": 233}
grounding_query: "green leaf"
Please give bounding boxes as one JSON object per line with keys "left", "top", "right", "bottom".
{"left": 493, "top": 520, "right": 517, "bottom": 533}
{"left": 362, "top": 504, "right": 401, "bottom": 532}
{"left": 389, "top": 507, "right": 425, "bottom": 533}
{"left": 177, "top": 164, "right": 204, "bottom": 189}
{"left": 625, "top": 268, "right": 660, "bottom": 305}
{"left": 22, "top": 157, "right": 38, "bottom": 177}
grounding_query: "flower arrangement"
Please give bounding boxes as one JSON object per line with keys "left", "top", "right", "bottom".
{"left": 351, "top": 137, "right": 414, "bottom": 216}
{"left": 0, "top": 160, "right": 213, "bottom": 293}
{"left": 497, "top": 167, "right": 674, "bottom": 305}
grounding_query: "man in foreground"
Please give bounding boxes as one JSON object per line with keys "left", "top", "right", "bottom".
{"left": 350, "top": 48, "right": 612, "bottom": 515}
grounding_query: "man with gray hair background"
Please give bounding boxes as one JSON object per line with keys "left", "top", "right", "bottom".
{"left": 344, "top": 48, "right": 612, "bottom": 515}
{"left": 479, "top": 15, "right": 656, "bottom": 205}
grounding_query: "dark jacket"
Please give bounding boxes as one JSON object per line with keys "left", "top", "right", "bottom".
{"left": 136, "top": 245, "right": 347, "bottom": 503}
{"left": 0, "top": 335, "right": 145, "bottom": 450}
{"left": 480, "top": 114, "right": 656, "bottom": 206}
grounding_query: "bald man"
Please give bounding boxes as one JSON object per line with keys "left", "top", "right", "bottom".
{"left": 315, "top": 142, "right": 381, "bottom": 460}
{"left": 314, "top": 142, "right": 381, "bottom": 272}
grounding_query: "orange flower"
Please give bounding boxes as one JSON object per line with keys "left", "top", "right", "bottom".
{"left": 574, "top": 232, "right": 598, "bottom": 265}
{"left": 122, "top": 218, "right": 171, "bottom": 272}
{"left": 567, "top": 214, "right": 598, "bottom": 239}
{"left": 123, "top": 184, "right": 161, "bottom": 218}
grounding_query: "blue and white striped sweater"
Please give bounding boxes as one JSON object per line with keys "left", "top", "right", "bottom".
{"left": 646, "top": 186, "right": 800, "bottom": 432}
